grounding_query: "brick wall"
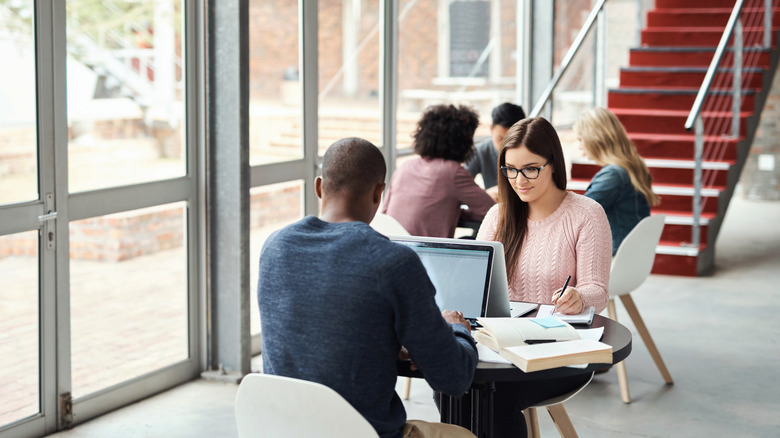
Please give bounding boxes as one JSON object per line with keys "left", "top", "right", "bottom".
{"left": 0, "top": 126, "right": 37, "bottom": 176}
{"left": 68, "top": 205, "right": 185, "bottom": 262}
{"left": 250, "top": 183, "right": 303, "bottom": 228}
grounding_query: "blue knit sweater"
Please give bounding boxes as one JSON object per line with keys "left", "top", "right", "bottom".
{"left": 258, "top": 216, "right": 478, "bottom": 438}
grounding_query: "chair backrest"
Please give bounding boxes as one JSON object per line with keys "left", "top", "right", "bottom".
{"left": 370, "top": 213, "right": 410, "bottom": 236}
{"left": 609, "top": 214, "right": 666, "bottom": 298}
{"left": 235, "top": 373, "right": 379, "bottom": 438}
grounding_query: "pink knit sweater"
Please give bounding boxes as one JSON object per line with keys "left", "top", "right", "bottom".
{"left": 476, "top": 192, "right": 611, "bottom": 313}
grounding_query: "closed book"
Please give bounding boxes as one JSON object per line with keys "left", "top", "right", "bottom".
{"left": 499, "top": 339, "right": 613, "bottom": 372}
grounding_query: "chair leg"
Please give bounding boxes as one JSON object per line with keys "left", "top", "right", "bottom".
{"left": 546, "top": 404, "right": 578, "bottom": 438}
{"left": 402, "top": 377, "right": 412, "bottom": 400}
{"left": 615, "top": 359, "right": 631, "bottom": 404}
{"left": 620, "top": 294, "right": 674, "bottom": 385}
{"left": 607, "top": 297, "right": 618, "bottom": 321}
{"left": 608, "top": 297, "right": 632, "bottom": 403}
{"left": 525, "top": 408, "right": 540, "bottom": 438}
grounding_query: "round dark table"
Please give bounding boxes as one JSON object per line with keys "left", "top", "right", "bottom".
{"left": 398, "top": 313, "right": 632, "bottom": 438}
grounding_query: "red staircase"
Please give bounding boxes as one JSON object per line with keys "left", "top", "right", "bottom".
{"left": 569, "top": 0, "right": 780, "bottom": 276}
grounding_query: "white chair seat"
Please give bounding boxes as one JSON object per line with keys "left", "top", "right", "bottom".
{"left": 235, "top": 373, "right": 379, "bottom": 438}
{"left": 524, "top": 372, "right": 594, "bottom": 438}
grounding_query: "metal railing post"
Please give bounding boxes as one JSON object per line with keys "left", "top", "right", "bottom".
{"left": 765, "top": 0, "right": 773, "bottom": 48}
{"left": 692, "top": 116, "right": 704, "bottom": 248}
{"left": 595, "top": 6, "right": 606, "bottom": 108}
{"left": 733, "top": 20, "right": 742, "bottom": 139}
{"left": 636, "top": 0, "right": 643, "bottom": 46}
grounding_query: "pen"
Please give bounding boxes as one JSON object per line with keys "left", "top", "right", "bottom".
{"left": 551, "top": 275, "right": 571, "bottom": 316}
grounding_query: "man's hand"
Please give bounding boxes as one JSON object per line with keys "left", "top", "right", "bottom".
{"left": 442, "top": 310, "right": 471, "bottom": 332}
{"left": 398, "top": 347, "right": 417, "bottom": 371}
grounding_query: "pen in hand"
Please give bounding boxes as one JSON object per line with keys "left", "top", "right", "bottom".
{"left": 551, "top": 275, "right": 571, "bottom": 315}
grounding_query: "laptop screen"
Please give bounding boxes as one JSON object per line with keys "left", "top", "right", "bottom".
{"left": 393, "top": 239, "right": 493, "bottom": 319}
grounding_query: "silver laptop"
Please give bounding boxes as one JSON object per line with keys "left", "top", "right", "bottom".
{"left": 390, "top": 235, "right": 535, "bottom": 319}
{"left": 391, "top": 237, "right": 494, "bottom": 324}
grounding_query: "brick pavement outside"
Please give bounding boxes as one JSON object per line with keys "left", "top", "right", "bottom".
{"left": 0, "top": 245, "right": 188, "bottom": 427}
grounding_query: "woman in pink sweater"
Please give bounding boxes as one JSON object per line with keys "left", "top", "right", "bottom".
{"left": 474, "top": 117, "right": 612, "bottom": 438}
{"left": 477, "top": 117, "right": 611, "bottom": 314}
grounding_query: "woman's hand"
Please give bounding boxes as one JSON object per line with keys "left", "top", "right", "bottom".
{"left": 551, "top": 286, "right": 584, "bottom": 314}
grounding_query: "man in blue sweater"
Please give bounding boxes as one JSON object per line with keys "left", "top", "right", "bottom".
{"left": 258, "top": 137, "right": 479, "bottom": 438}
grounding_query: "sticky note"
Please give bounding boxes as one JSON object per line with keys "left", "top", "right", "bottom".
{"left": 530, "top": 316, "right": 567, "bottom": 328}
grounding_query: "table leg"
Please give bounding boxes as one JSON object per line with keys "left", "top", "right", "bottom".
{"left": 469, "top": 382, "right": 495, "bottom": 438}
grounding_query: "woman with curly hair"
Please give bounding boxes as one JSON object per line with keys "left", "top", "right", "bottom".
{"left": 382, "top": 104, "right": 494, "bottom": 237}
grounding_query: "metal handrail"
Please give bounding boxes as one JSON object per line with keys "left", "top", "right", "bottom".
{"left": 683, "top": 0, "right": 746, "bottom": 131}
{"left": 529, "top": 0, "right": 607, "bottom": 117}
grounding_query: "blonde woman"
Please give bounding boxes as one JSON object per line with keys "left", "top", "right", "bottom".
{"left": 574, "top": 107, "right": 661, "bottom": 255}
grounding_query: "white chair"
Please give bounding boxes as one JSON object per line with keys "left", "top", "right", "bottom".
{"left": 607, "top": 213, "right": 673, "bottom": 403}
{"left": 370, "top": 213, "right": 410, "bottom": 237}
{"left": 523, "top": 373, "right": 593, "bottom": 438}
{"left": 235, "top": 373, "right": 379, "bottom": 438}
{"left": 369, "top": 213, "right": 415, "bottom": 400}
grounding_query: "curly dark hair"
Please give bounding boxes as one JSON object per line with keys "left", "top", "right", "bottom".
{"left": 412, "top": 104, "right": 480, "bottom": 163}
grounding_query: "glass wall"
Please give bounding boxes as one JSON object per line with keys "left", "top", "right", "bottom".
{"left": 318, "top": 0, "right": 381, "bottom": 153}
{"left": 69, "top": 203, "right": 189, "bottom": 398}
{"left": 0, "top": 0, "right": 37, "bottom": 204}
{"left": 248, "top": 0, "right": 302, "bottom": 166}
{"left": 66, "top": 0, "right": 186, "bottom": 192}
{"left": 397, "top": 0, "right": 519, "bottom": 153}
{"left": 0, "top": 231, "right": 39, "bottom": 427}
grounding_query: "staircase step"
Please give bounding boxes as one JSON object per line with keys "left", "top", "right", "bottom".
{"left": 655, "top": 0, "right": 756, "bottom": 8}
{"left": 660, "top": 222, "right": 710, "bottom": 243}
{"left": 648, "top": 8, "right": 780, "bottom": 28}
{"left": 629, "top": 133, "right": 740, "bottom": 161}
{"left": 619, "top": 67, "right": 766, "bottom": 89}
{"left": 571, "top": 159, "right": 731, "bottom": 187}
{"left": 608, "top": 88, "right": 756, "bottom": 111}
{"left": 652, "top": 250, "right": 702, "bottom": 276}
{"left": 611, "top": 108, "right": 750, "bottom": 136}
{"left": 569, "top": 180, "right": 721, "bottom": 214}
{"left": 641, "top": 27, "right": 779, "bottom": 47}
{"left": 629, "top": 47, "right": 773, "bottom": 68}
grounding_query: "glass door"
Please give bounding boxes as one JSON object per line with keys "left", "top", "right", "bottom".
{"left": 0, "top": 1, "right": 202, "bottom": 436}
{"left": 0, "top": 2, "right": 55, "bottom": 435}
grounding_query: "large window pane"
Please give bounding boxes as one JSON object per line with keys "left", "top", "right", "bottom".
{"left": 249, "top": 0, "right": 302, "bottom": 165}
{"left": 69, "top": 203, "right": 188, "bottom": 398}
{"left": 0, "top": 230, "right": 39, "bottom": 426}
{"left": 66, "top": 0, "right": 185, "bottom": 193}
{"left": 397, "top": 0, "right": 518, "bottom": 150}
{"left": 0, "top": 2, "right": 38, "bottom": 205}
{"left": 250, "top": 181, "right": 304, "bottom": 336}
{"left": 318, "top": 0, "right": 380, "bottom": 154}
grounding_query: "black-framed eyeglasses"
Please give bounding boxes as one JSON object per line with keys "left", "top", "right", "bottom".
{"left": 500, "top": 162, "right": 549, "bottom": 180}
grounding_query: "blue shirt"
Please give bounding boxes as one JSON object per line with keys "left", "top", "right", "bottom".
{"left": 258, "top": 216, "right": 478, "bottom": 438}
{"left": 584, "top": 165, "right": 650, "bottom": 255}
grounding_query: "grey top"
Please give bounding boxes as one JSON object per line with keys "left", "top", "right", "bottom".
{"left": 258, "top": 216, "right": 478, "bottom": 438}
{"left": 465, "top": 138, "right": 500, "bottom": 189}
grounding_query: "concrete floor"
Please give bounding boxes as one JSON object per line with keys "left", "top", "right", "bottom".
{"left": 46, "top": 196, "right": 780, "bottom": 438}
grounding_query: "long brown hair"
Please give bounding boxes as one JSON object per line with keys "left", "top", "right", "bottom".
{"left": 495, "top": 118, "right": 567, "bottom": 280}
{"left": 574, "top": 107, "right": 660, "bottom": 206}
